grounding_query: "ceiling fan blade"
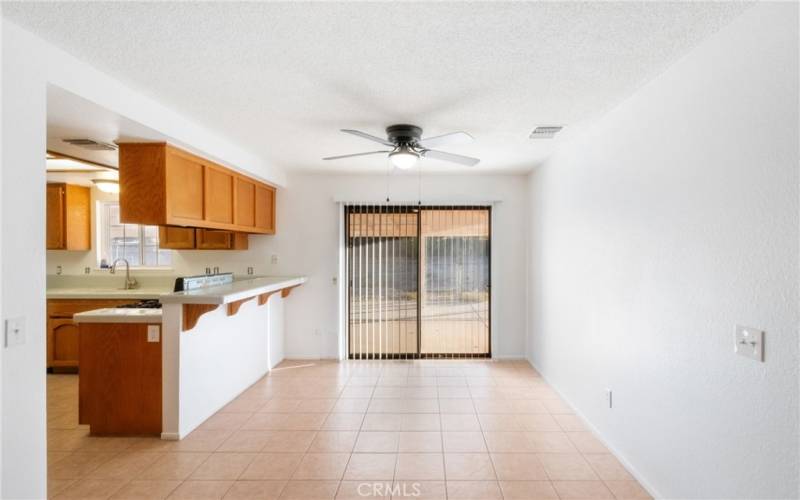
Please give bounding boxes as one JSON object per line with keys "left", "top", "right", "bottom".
{"left": 322, "top": 150, "right": 392, "bottom": 161}
{"left": 341, "top": 129, "right": 394, "bottom": 147}
{"left": 422, "top": 149, "right": 480, "bottom": 167}
{"left": 418, "top": 131, "right": 474, "bottom": 149}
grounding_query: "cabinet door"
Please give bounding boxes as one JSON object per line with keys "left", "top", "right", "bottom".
{"left": 49, "top": 318, "right": 80, "bottom": 368}
{"left": 235, "top": 177, "right": 256, "bottom": 227}
{"left": 255, "top": 185, "right": 276, "bottom": 233}
{"left": 47, "top": 184, "right": 66, "bottom": 249}
{"left": 158, "top": 226, "right": 196, "bottom": 249}
{"left": 165, "top": 149, "right": 205, "bottom": 223}
{"left": 196, "top": 229, "right": 248, "bottom": 250}
{"left": 204, "top": 165, "right": 234, "bottom": 224}
{"left": 64, "top": 184, "right": 91, "bottom": 250}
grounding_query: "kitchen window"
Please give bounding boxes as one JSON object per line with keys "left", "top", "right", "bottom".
{"left": 98, "top": 201, "right": 172, "bottom": 268}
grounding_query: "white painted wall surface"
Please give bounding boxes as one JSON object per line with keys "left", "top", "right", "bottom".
{"left": 526, "top": 4, "right": 798, "bottom": 499}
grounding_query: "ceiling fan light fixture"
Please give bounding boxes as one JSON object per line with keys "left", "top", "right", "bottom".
{"left": 389, "top": 146, "right": 419, "bottom": 169}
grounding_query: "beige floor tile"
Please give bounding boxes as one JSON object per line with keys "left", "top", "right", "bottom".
{"left": 110, "top": 480, "right": 181, "bottom": 499}
{"left": 442, "top": 432, "right": 486, "bottom": 453}
{"left": 391, "top": 481, "right": 446, "bottom": 500}
{"left": 172, "top": 430, "right": 233, "bottom": 452}
{"left": 296, "top": 399, "right": 337, "bottom": 413}
{"left": 333, "top": 399, "right": 371, "bottom": 413}
{"left": 240, "top": 453, "right": 303, "bottom": 480}
{"left": 309, "top": 431, "right": 358, "bottom": 453}
{"left": 526, "top": 431, "right": 578, "bottom": 452}
{"left": 260, "top": 399, "right": 302, "bottom": 413}
{"left": 244, "top": 413, "right": 326, "bottom": 431}
{"left": 440, "top": 414, "right": 481, "bottom": 432}
{"left": 168, "top": 480, "right": 234, "bottom": 499}
{"left": 438, "top": 399, "right": 475, "bottom": 413}
{"left": 220, "top": 398, "right": 267, "bottom": 414}
{"left": 48, "top": 452, "right": 119, "bottom": 480}
{"left": 583, "top": 454, "right": 634, "bottom": 481}
{"left": 335, "top": 480, "right": 392, "bottom": 499}
{"left": 554, "top": 414, "right": 588, "bottom": 431}
{"left": 499, "top": 480, "right": 559, "bottom": 499}
{"left": 437, "top": 387, "right": 472, "bottom": 399}
{"left": 405, "top": 387, "right": 439, "bottom": 399}
{"left": 401, "top": 413, "right": 440, "bottom": 431}
{"left": 355, "top": 432, "right": 400, "bottom": 453}
{"left": 339, "top": 387, "right": 375, "bottom": 399}
{"left": 479, "top": 413, "right": 524, "bottom": 431}
{"left": 444, "top": 453, "right": 496, "bottom": 480}
{"left": 139, "top": 452, "right": 211, "bottom": 480}
{"left": 323, "top": 413, "right": 365, "bottom": 431}
{"left": 279, "top": 480, "right": 340, "bottom": 499}
{"left": 200, "top": 412, "right": 254, "bottom": 431}
{"left": 517, "top": 414, "right": 562, "bottom": 432}
{"left": 87, "top": 451, "right": 162, "bottom": 479}
{"left": 361, "top": 413, "right": 403, "bottom": 431}
{"left": 395, "top": 453, "right": 445, "bottom": 480}
{"left": 446, "top": 480, "right": 503, "bottom": 499}
{"left": 191, "top": 452, "right": 257, "bottom": 480}
{"left": 398, "top": 432, "right": 442, "bottom": 453}
{"left": 490, "top": 453, "right": 548, "bottom": 480}
{"left": 223, "top": 480, "right": 286, "bottom": 499}
{"left": 218, "top": 430, "right": 273, "bottom": 452}
{"left": 292, "top": 453, "right": 350, "bottom": 480}
{"left": 344, "top": 453, "right": 397, "bottom": 480}
{"left": 511, "top": 400, "right": 549, "bottom": 413}
{"left": 373, "top": 387, "right": 406, "bottom": 399}
{"left": 53, "top": 478, "right": 127, "bottom": 499}
{"left": 567, "top": 432, "right": 609, "bottom": 453}
{"left": 552, "top": 480, "right": 614, "bottom": 499}
{"left": 538, "top": 453, "right": 599, "bottom": 480}
{"left": 406, "top": 377, "right": 437, "bottom": 387}
{"left": 483, "top": 432, "right": 534, "bottom": 452}
{"left": 78, "top": 437, "right": 142, "bottom": 453}
{"left": 543, "top": 399, "right": 574, "bottom": 414}
{"left": 261, "top": 431, "right": 317, "bottom": 452}
{"left": 604, "top": 480, "right": 652, "bottom": 499}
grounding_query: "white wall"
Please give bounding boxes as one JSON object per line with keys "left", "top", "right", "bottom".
{"left": 0, "top": 18, "right": 285, "bottom": 498}
{"left": 526, "top": 4, "right": 798, "bottom": 499}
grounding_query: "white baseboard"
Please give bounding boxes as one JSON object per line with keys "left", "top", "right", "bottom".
{"left": 527, "top": 357, "right": 662, "bottom": 499}
{"left": 492, "top": 354, "right": 528, "bottom": 360}
{"left": 160, "top": 432, "right": 179, "bottom": 441}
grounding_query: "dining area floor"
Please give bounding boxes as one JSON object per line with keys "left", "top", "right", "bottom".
{"left": 47, "top": 359, "right": 652, "bottom": 499}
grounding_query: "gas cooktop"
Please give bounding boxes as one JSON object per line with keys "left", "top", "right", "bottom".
{"left": 116, "top": 299, "right": 162, "bottom": 309}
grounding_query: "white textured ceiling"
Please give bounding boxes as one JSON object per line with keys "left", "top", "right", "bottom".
{"left": 6, "top": 2, "right": 750, "bottom": 174}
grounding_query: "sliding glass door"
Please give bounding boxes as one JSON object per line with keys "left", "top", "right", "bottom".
{"left": 346, "top": 205, "right": 490, "bottom": 359}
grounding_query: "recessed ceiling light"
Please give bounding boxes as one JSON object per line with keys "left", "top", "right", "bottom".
{"left": 92, "top": 179, "right": 120, "bottom": 193}
{"left": 529, "top": 126, "right": 564, "bottom": 139}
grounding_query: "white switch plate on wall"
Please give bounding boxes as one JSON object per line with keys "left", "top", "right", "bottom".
{"left": 147, "top": 325, "right": 161, "bottom": 343}
{"left": 4, "top": 317, "right": 26, "bottom": 348}
{"left": 735, "top": 325, "right": 764, "bottom": 361}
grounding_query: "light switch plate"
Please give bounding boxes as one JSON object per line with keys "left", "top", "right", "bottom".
{"left": 735, "top": 325, "right": 764, "bottom": 361}
{"left": 147, "top": 325, "right": 161, "bottom": 343}
{"left": 5, "top": 317, "right": 26, "bottom": 347}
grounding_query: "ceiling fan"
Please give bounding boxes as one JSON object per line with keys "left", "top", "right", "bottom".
{"left": 323, "top": 124, "right": 480, "bottom": 169}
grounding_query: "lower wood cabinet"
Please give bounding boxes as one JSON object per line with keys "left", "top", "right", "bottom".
{"left": 159, "top": 226, "right": 248, "bottom": 250}
{"left": 46, "top": 299, "right": 134, "bottom": 371}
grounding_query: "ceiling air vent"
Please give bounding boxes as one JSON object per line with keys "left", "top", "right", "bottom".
{"left": 62, "top": 138, "right": 118, "bottom": 151}
{"left": 529, "top": 126, "right": 563, "bottom": 139}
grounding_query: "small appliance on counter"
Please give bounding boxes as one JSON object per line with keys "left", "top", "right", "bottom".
{"left": 173, "top": 272, "right": 234, "bottom": 292}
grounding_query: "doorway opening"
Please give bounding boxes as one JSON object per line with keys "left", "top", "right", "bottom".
{"left": 345, "top": 205, "right": 491, "bottom": 359}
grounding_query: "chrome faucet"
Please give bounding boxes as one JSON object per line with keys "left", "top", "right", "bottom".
{"left": 110, "top": 258, "right": 139, "bottom": 290}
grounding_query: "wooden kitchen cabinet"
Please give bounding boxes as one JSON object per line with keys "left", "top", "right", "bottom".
{"left": 46, "top": 299, "right": 132, "bottom": 371}
{"left": 159, "top": 226, "right": 248, "bottom": 250}
{"left": 46, "top": 183, "right": 91, "bottom": 250}
{"left": 119, "top": 143, "right": 276, "bottom": 234}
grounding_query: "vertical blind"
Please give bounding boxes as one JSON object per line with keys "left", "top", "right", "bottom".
{"left": 346, "top": 205, "right": 490, "bottom": 359}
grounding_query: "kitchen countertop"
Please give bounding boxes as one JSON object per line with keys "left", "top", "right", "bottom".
{"left": 47, "top": 287, "right": 170, "bottom": 300}
{"left": 159, "top": 276, "right": 307, "bottom": 305}
{"left": 73, "top": 308, "right": 163, "bottom": 324}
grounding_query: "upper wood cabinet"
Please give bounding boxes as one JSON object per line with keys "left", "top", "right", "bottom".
{"left": 119, "top": 143, "right": 276, "bottom": 234}
{"left": 158, "top": 226, "right": 248, "bottom": 250}
{"left": 46, "top": 183, "right": 91, "bottom": 250}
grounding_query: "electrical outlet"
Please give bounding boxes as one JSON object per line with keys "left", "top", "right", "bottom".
{"left": 735, "top": 325, "right": 764, "bottom": 361}
{"left": 147, "top": 325, "right": 160, "bottom": 343}
{"left": 271, "top": 254, "right": 278, "bottom": 265}
{"left": 84, "top": 267, "right": 91, "bottom": 274}
{"left": 5, "top": 317, "right": 26, "bottom": 348}
{"left": 605, "top": 388, "right": 613, "bottom": 409}
{"left": 247, "top": 267, "right": 254, "bottom": 275}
